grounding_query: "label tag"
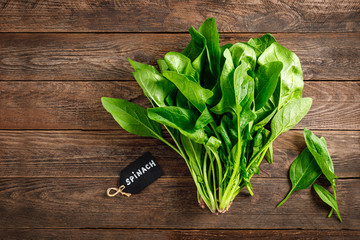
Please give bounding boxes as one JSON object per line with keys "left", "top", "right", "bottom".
{"left": 107, "top": 152, "right": 163, "bottom": 197}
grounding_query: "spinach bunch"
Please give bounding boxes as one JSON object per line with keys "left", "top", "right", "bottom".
{"left": 278, "top": 128, "right": 342, "bottom": 222}
{"left": 101, "top": 18, "right": 312, "bottom": 214}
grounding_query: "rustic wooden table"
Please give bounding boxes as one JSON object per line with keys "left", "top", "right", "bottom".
{"left": 0, "top": 1, "right": 359, "bottom": 239}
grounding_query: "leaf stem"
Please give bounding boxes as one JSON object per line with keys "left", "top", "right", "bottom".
{"left": 328, "top": 184, "right": 336, "bottom": 217}
{"left": 277, "top": 188, "right": 294, "bottom": 207}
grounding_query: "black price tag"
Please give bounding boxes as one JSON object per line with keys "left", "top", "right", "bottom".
{"left": 107, "top": 152, "right": 163, "bottom": 197}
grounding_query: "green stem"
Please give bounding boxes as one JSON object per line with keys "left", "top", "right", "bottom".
{"left": 163, "top": 126, "right": 186, "bottom": 157}
{"left": 218, "top": 112, "right": 242, "bottom": 211}
{"left": 160, "top": 137, "right": 182, "bottom": 156}
{"left": 202, "top": 149, "right": 216, "bottom": 212}
{"left": 246, "top": 142, "right": 271, "bottom": 171}
{"left": 205, "top": 146, "right": 223, "bottom": 203}
{"left": 328, "top": 184, "right": 336, "bottom": 217}
{"left": 277, "top": 188, "right": 295, "bottom": 207}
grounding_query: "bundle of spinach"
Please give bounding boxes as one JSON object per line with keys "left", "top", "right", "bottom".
{"left": 101, "top": 18, "right": 312, "bottom": 214}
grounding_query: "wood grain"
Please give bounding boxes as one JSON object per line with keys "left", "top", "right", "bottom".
{"left": 0, "top": 130, "right": 358, "bottom": 178}
{"left": 0, "top": 0, "right": 359, "bottom": 32}
{"left": 1, "top": 229, "right": 359, "bottom": 240}
{"left": 0, "top": 177, "right": 358, "bottom": 229}
{"left": 0, "top": 33, "right": 359, "bottom": 81}
{"left": 0, "top": 81, "right": 358, "bottom": 130}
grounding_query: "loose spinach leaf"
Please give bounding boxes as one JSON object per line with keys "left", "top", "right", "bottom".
{"left": 304, "top": 128, "right": 338, "bottom": 184}
{"left": 313, "top": 184, "right": 342, "bottom": 222}
{"left": 101, "top": 97, "right": 162, "bottom": 139}
{"left": 277, "top": 148, "right": 322, "bottom": 207}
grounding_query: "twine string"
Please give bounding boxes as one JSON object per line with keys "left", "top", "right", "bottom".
{"left": 106, "top": 185, "right": 131, "bottom": 197}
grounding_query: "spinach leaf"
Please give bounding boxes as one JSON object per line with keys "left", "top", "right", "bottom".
{"left": 233, "top": 61, "right": 254, "bottom": 111}
{"left": 270, "top": 98, "right": 312, "bottom": 141}
{"left": 164, "top": 52, "right": 199, "bottom": 81}
{"left": 313, "top": 184, "right": 342, "bottom": 222}
{"left": 277, "top": 148, "right": 322, "bottom": 207}
{"left": 258, "top": 43, "right": 304, "bottom": 108}
{"left": 304, "top": 128, "right": 338, "bottom": 184}
{"left": 148, "top": 106, "right": 206, "bottom": 143}
{"left": 211, "top": 49, "right": 236, "bottom": 115}
{"left": 128, "top": 58, "right": 175, "bottom": 107}
{"left": 101, "top": 97, "right": 162, "bottom": 139}
{"left": 199, "top": 17, "right": 221, "bottom": 81}
{"left": 157, "top": 58, "right": 168, "bottom": 73}
{"left": 163, "top": 71, "right": 213, "bottom": 112}
{"left": 254, "top": 61, "right": 283, "bottom": 111}
{"left": 230, "top": 42, "right": 257, "bottom": 69}
{"left": 248, "top": 33, "right": 277, "bottom": 57}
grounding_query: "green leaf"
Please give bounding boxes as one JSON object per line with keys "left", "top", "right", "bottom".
{"left": 181, "top": 135, "right": 203, "bottom": 181}
{"left": 262, "top": 128, "right": 273, "bottom": 164}
{"left": 195, "top": 108, "right": 214, "bottom": 129}
{"left": 216, "top": 118, "right": 233, "bottom": 155}
{"left": 229, "top": 42, "right": 256, "bottom": 68}
{"left": 304, "top": 128, "right": 338, "bottom": 183}
{"left": 164, "top": 52, "right": 199, "bottom": 81}
{"left": 148, "top": 106, "right": 206, "bottom": 143}
{"left": 265, "top": 143, "right": 273, "bottom": 164}
{"left": 199, "top": 17, "right": 221, "bottom": 80}
{"left": 254, "top": 61, "right": 283, "bottom": 111}
{"left": 163, "top": 71, "right": 213, "bottom": 112}
{"left": 211, "top": 49, "right": 236, "bottom": 115}
{"left": 128, "top": 58, "right": 157, "bottom": 72}
{"left": 101, "top": 97, "right": 162, "bottom": 139}
{"left": 258, "top": 42, "right": 304, "bottom": 108}
{"left": 270, "top": 98, "right": 312, "bottom": 141}
{"left": 157, "top": 58, "right": 169, "bottom": 73}
{"left": 182, "top": 26, "right": 207, "bottom": 74}
{"left": 206, "top": 136, "right": 222, "bottom": 151}
{"left": 128, "top": 58, "right": 175, "bottom": 107}
{"left": 248, "top": 33, "right": 277, "bottom": 57}
{"left": 233, "top": 61, "right": 254, "bottom": 111}
{"left": 277, "top": 148, "right": 322, "bottom": 207}
{"left": 313, "top": 184, "right": 342, "bottom": 222}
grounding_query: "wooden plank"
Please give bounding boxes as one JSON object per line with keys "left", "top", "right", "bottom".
{"left": 0, "top": 81, "right": 358, "bottom": 130}
{"left": 0, "top": 130, "right": 358, "bottom": 178}
{"left": 0, "top": 178, "right": 358, "bottom": 229}
{"left": 0, "top": 229, "right": 359, "bottom": 240}
{"left": 0, "top": 33, "right": 359, "bottom": 81}
{"left": 0, "top": 0, "right": 358, "bottom": 32}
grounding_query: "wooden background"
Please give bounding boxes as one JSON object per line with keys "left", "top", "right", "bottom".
{"left": 0, "top": 0, "right": 359, "bottom": 239}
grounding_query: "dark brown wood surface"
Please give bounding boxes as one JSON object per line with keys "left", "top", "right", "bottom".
{"left": 0, "top": 0, "right": 359, "bottom": 239}
{"left": 0, "top": 33, "right": 359, "bottom": 81}
{"left": 0, "top": 0, "right": 359, "bottom": 32}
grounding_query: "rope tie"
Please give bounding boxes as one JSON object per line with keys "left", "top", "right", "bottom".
{"left": 106, "top": 185, "right": 131, "bottom": 197}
